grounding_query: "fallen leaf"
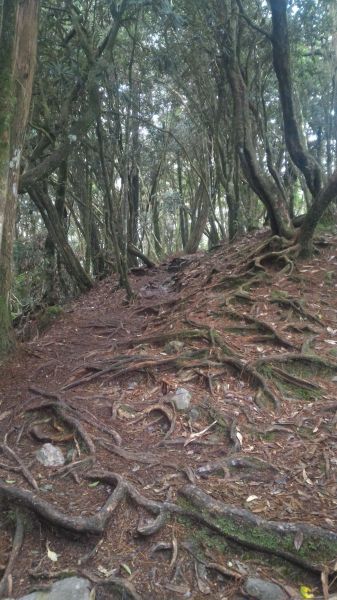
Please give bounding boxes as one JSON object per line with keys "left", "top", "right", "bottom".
{"left": 47, "top": 543, "right": 58, "bottom": 562}
{"left": 0, "top": 411, "right": 11, "bottom": 421}
{"left": 294, "top": 530, "right": 304, "bottom": 551}
{"left": 121, "top": 563, "right": 132, "bottom": 576}
{"left": 246, "top": 495, "right": 259, "bottom": 503}
{"left": 300, "top": 585, "right": 314, "bottom": 598}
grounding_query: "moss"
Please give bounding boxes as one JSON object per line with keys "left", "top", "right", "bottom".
{"left": 0, "top": 294, "right": 14, "bottom": 357}
{"left": 190, "top": 525, "right": 229, "bottom": 553}
{"left": 324, "top": 271, "right": 334, "bottom": 285}
{"left": 178, "top": 497, "right": 337, "bottom": 566}
{"left": 36, "top": 305, "right": 63, "bottom": 332}
{"left": 45, "top": 305, "right": 63, "bottom": 316}
{"left": 270, "top": 289, "right": 289, "bottom": 300}
{"left": 273, "top": 378, "right": 320, "bottom": 402}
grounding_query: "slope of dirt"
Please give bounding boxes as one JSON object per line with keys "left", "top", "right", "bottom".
{"left": 1, "top": 231, "right": 337, "bottom": 599}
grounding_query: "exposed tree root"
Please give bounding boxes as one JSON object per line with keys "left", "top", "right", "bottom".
{"left": 152, "top": 539, "right": 244, "bottom": 581}
{"left": 62, "top": 351, "right": 210, "bottom": 391}
{"left": 27, "top": 387, "right": 121, "bottom": 446}
{"left": 28, "top": 424, "right": 74, "bottom": 444}
{"left": 26, "top": 398, "right": 96, "bottom": 455}
{"left": 51, "top": 457, "right": 95, "bottom": 479}
{"left": 115, "top": 328, "right": 209, "bottom": 349}
{"left": 2, "top": 470, "right": 337, "bottom": 573}
{"left": 179, "top": 484, "right": 337, "bottom": 572}
{"left": 68, "top": 402, "right": 122, "bottom": 446}
{"left": 0, "top": 510, "right": 24, "bottom": 598}
{"left": 270, "top": 297, "right": 323, "bottom": 325}
{"left": 84, "top": 571, "right": 143, "bottom": 600}
{"left": 131, "top": 404, "right": 176, "bottom": 438}
{"left": 269, "top": 366, "right": 321, "bottom": 391}
{"left": 224, "top": 307, "right": 297, "bottom": 349}
{"left": 0, "top": 477, "right": 125, "bottom": 535}
{"left": 0, "top": 443, "right": 38, "bottom": 491}
{"left": 99, "top": 440, "right": 195, "bottom": 483}
{"left": 195, "top": 455, "right": 278, "bottom": 480}
{"left": 253, "top": 353, "right": 337, "bottom": 372}
{"left": 251, "top": 247, "right": 297, "bottom": 276}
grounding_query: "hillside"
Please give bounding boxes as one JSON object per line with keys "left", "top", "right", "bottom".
{"left": 1, "top": 232, "right": 337, "bottom": 599}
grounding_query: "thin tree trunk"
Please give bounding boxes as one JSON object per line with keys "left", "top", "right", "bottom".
{"left": 28, "top": 184, "right": 92, "bottom": 293}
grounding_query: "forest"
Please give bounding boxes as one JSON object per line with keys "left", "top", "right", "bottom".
{"left": 1, "top": 1, "right": 337, "bottom": 599}
{"left": 0, "top": 0, "right": 336, "bottom": 349}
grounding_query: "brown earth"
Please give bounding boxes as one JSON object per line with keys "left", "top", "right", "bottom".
{"left": 1, "top": 231, "right": 337, "bottom": 599}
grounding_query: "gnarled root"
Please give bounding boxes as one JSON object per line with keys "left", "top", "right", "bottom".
{"left": 179, "top": 484, "right": 337, "bottom": 572}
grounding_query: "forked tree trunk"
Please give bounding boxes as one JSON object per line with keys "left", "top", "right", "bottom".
{"left": 269, "top": 0, "right": 337, "bottom": 254}
{"left": 222, "top": 4, "right": 294, "bottom": 239}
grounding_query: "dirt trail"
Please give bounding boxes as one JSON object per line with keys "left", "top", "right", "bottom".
{"left": 1, "top": 232, "right": 337, "bottom": 599}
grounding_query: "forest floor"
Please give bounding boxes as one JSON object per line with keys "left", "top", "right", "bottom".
{"left": 2, "top": 231, "right": 337, "bottom": 599}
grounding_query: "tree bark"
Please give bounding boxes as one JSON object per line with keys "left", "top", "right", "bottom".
{"left": 269, "top": 0, "right": 322, "bottom": 197}
{"left": 28, "top": 184, "right": 92, "bottom": 293}
{"left": 0, "top": 0, "right": 39, "bottom": 355}
{"left": 185, "top": 181, "right": 209, "bottom": 254}
{"left": 222, "top": 5, "right": 294, "bottom": 239}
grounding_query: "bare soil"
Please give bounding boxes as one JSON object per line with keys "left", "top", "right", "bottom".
{"left": 1, "top": 231, "right": 337, "bottom": 599}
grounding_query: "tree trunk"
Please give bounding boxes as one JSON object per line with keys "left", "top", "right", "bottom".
{"left": 224, "top": 54, "right": 294, "bottom": 238}
{"left": 0, "top": 0, "right": 39, "bottom": 355}
{"left": 185, "top": 182, "right": 209, "bottom": 254}
{"left": 28, "top": 184, "right": 92, "bottom": 293}
{"left": 269, "top": 0, "right": 322, "bottom": 197}
{"left": 268, "top": 0, "right": 337, "bottom": 254}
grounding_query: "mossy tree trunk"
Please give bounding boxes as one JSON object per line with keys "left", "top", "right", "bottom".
{"left": 0, "top": 0, "right": 39, "bottom": 357}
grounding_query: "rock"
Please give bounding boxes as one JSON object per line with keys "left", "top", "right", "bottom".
{"left": 171, "top": 387, "right": 191, "bottom": 410}
{"left": 243, "top": 577, "right": 287, "bottom": 600}
{"left": 189, "top": 407, "right": 200, "bottom": 421}
{"left": 127, "top": 380, "right": 138, "bottom": 390}
{"left": 18, "top": 577, "right": 93, "bottom": 600}
{"left": 36, "top": 443, "right": 65, "bottom": 467}
{"left": 164, "top": 340, "right": 185, "bottom": 354}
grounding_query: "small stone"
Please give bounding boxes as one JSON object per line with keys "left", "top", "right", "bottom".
{"left": 36, "top": 443, "right": 65, "bottom": 467}
{"left": 189, "top": 407, "right": 200, "bottom": 421}
{"left": 332, "top": 376, "right": 337, "bottom": 382}
{"left": 127, "top": 381, "right": 138, "bottom": 390}
{"left": 165, "top": 340, "right": 185, "bottom": 354}
{"left": 171, "top": 387, "right": 191, "bottom": 410}
{"left": 243, "top": 577, "right": 287, "bottom": 600}
{"left": 18, "top": 577, "right": 92, "bottom": 600}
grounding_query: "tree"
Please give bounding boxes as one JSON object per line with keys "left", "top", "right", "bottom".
{"left": 0, "top": 0, "right": 39, "bottom": 355}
